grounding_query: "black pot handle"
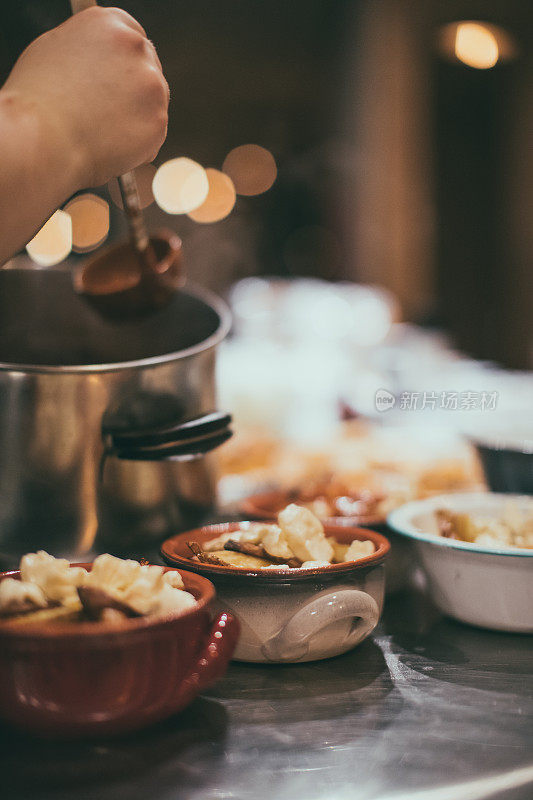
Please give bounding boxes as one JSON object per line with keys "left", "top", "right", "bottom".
{"left": 102, "top": 410, "right": 233, "bottom": 462}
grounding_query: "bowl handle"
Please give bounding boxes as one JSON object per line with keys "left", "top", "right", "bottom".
{"left": 171, "top": 612, "right": 240, "bottom": 711}
{"left": 262, "top": 589, "right": 379, "bottom": 662}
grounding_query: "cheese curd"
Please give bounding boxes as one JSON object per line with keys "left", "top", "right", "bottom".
{"left": 121, "top": 569, "right": 196, "bottom": 616}
{"left": 85, "top": 555, "right": 195, "bottom": 616}
{"left": 3, "top": 551, "right": 196, "bottom": 622}
{"left": 261, "top": 525, "right": 294, "bottom": 560}
{"left": 344, "top": 540, "right": 375, "bottom": 560}
{"left": 20, "top": 551, "right": 86, "bottom": 607}
{"left": 202, "top": 503, "right": 376, "bottom": 569}
{"left": 162, "top": 570, "right": 185, "bottom": 590}
{"left": 436, "top": 505, "right": 533, "bottom": 550}
{"left": 278, "top": 504, "right": 334, "bottom": 562}
{"left": 84, "top": 554, "right": 142, "bottom": 595}
{"left": 330, "top": 540, "right": 349, "bottom": 562}
{"left": 0, "top": 577, "right": 48, "bottom": 616}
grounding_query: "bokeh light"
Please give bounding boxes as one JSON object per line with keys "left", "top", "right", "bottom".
{"left": 108, "top": 164, "right": 156, "bottom": 210}
{"left": 437, "top": 22, "right": 517, "bottom": 68}
{"left": 455, "top": 22, "right": 499, "bottom": 69}
{"left": 188, "top": 168, "right": 236, "bottom": 223}
{"left": 152, "top": 157, "right": 209, "bottom": 214}
{"left": 26, "top": 210, "right": 72, "bottom": 267}
{"left": 64, "top": 193, "right": 109, "bottom": 253}
{"left": 222, "top": 145, "right": 277, "bottom": 196}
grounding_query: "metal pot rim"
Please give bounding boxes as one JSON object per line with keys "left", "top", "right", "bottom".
{"left": 0, "top": 282, "right": 231, "bottom": 375}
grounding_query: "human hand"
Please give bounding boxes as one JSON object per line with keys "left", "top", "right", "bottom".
{"left": 3, "top": 6, "right": 169, "bottom": 189}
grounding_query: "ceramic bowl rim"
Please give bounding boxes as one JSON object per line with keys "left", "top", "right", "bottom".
{"left": 161, "top": 521, "right": 390, "bottom": 580}
{"left": 0, "top": 564, "right": 215, "bottom": 640}
{"left": 387, "top": 492, "right": 533, "bottom": 557}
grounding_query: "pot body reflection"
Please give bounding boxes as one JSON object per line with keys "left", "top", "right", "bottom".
{"left": 0, "top": 267, "right": 231, "bottom": 561}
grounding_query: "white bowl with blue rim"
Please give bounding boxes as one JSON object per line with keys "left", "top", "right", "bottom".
{"left": 388, "top": 492, "right": 533, "bottom": 632}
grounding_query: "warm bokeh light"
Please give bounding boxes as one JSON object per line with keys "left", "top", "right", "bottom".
{"left": 222, "top": 145, "right": 277, "bottom": 196}
{"left": 152, "top": 157, "right": 209, "bottom": 214}
{"left": 108, "top": 164, "right": 156, "bottom": 210}
{"left": 455, "top": 23, "right": 499, "bottom": 69}
{"left": 188, "top": 168, "right": 236, "bottom": 223}
{"left": 26, "top": 210, "right": 72, "bottom": 267}
{"left": 64, "top": 193, "right": 109, "bottom": 253}
{"left": 437, "top": 22, "right": 517, "bottom": 68}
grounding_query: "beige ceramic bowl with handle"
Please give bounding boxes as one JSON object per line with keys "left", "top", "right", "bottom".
{"left": 161, "top": 523, "right": 390, "bottom": 663}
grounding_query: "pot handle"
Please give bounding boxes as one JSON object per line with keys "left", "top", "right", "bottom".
{"left": 261, "top": 589, "right": 379, "bottom": 662}
{"left": 102, "top": 411, "right": 233, "bottom": 462}
{"left": 170, "top": 612, "right": 240, "bottom": 712}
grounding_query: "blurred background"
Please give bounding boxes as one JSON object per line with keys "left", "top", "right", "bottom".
{"left": 1, "top": 0, "right": 532, "bottom": 370}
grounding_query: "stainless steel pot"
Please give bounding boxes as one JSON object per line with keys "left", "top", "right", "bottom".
{"left": 0, "top": 267, "right": 232, "bottom": 562}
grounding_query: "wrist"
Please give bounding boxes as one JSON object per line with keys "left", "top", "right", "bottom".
{"left": 0, "top": 88, "right": 87, "bottom": 198}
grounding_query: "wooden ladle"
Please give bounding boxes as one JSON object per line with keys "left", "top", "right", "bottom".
{"left": 73, "top": 228, "right": 184, "bottom": 320}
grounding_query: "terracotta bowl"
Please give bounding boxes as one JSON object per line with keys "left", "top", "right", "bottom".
{"left": 161, "top": 523, "right": 389, "bottom": 663}
{"left": 0, "top": 565, "right": 239, "bottom": 737}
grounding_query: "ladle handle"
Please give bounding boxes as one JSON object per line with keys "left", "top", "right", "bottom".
{"left": 70, "top": 0, "right": 96, "bottom": 12}
{"left": 117, "top": 172, "right": 151, "bottom": 256}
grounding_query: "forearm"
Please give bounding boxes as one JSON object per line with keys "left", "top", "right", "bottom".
{"left": 0, "top": 89, "right": 82, "bottom": 266}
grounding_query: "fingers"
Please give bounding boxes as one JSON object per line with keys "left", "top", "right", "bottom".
{"left": 145, "top": 42, "right": 169, "bottom": 105}
{"left": 106, "top": 7, "right": 147, "bottom": 38}
{"left": 105, "top": 8, "right": 166, "bottom": 88}
{"left": 145, "top": 38, "right": 163, "bottom": 73}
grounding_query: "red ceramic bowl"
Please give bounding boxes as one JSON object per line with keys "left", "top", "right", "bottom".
{"left": 0, "top": 564, "right": 239, "bottom": 737}
{"left": 240, "top": 488, "right": 387, "bottom": 528}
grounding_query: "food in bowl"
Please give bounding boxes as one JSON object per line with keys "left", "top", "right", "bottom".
{"left": 219, "top": 420, "right": 485, "bottom": 510}
{"left": 284, "top": 476, "right": 388, "bottom": 521}
{"left": 162, "top": 519, "right": 390, "bottom": 662}
{"left": 240, "top": 459, "right": 485, "bottom": 528}
{"left": 436, "top": 503, "right": 533, "bottom": 550}
{"left": 189, "top": 503, "right": 375, "bottom": 570}
{"left": 387, "top": 492, "right": 533, "bottom": 632}
{"left": 0, "top": 551, "right": 197, "bottom": 624}
{"left": 241, "top": 477, "right": 397, "bottom": 525}
{"left": 0, "top": 560, "right": 238, "bottom": 736}
{"left": 241, "top": 485, "right": 419, "bottom": 592}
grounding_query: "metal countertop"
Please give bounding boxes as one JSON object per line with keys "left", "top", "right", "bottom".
{"left": 1, "top": 589, "right": 532, "bottom": 800}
